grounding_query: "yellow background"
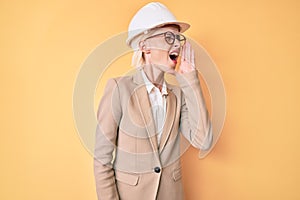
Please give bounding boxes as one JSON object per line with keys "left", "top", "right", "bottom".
{"left": 1, "top": 0, "right": 299, "bottom": 199}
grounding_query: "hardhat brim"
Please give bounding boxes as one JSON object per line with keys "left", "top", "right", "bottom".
{"left": 154, "top": 21, "right": 190, "bottom": 33}
{"left": 126, "top": 21, "right": 190, "bottom": 48}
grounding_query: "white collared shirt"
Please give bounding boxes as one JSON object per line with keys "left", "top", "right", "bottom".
{"left": 141, "top": 70, "right": 168, "bottom": 145}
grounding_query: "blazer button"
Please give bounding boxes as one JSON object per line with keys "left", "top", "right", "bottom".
{"left": 154, "top": 167, "right": 161, "bottom": 173}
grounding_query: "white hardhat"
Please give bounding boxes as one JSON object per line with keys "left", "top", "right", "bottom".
{"left": 127, "top": 2, "right": 190, "bottom": 49}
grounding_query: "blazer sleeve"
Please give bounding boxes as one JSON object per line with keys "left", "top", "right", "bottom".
{"left": 176, "top": 70, "right": 213, "bottom": 151}
{"left": 94, "top": 78, "right": 121, "bottom": 200}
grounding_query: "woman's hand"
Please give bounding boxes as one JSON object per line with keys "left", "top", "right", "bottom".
{"left": 178, "top": 42, "right": 196, "bottom": 74}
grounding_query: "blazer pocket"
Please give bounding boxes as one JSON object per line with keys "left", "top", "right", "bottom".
{"left": 115, "top": 171, "right": 139, "bottom": 186}
{"left": 172, "top": 167, "right": 182, "bottom": 182}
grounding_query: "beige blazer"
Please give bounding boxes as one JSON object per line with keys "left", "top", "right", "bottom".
{"left": 94, "top": 70, "right": 212, "bottom": 200}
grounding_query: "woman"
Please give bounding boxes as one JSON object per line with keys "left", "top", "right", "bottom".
{"left": 94, "top": 2, "right": 212, "bottom": 200}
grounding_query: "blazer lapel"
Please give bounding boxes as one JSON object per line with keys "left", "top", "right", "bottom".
{"left": 133, "top": 71, "right": 159, "bottom": 152}
{"left": 159, "top": 89, "right": 177, "bottom": 152}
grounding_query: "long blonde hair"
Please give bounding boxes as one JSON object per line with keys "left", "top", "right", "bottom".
{"left": 131, "top": 49, "right": 144, "bottom": 69}
{"left": 130, "top": 28, "right": 157, "bottom": 69}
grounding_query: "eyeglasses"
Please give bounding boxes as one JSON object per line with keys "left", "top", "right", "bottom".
{"left": 143, "top": 31, "right": 186, "bottom": 47}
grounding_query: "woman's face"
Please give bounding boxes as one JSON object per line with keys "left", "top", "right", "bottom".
{"left": 141, "top": 26, "right": 183, "bottom": 73}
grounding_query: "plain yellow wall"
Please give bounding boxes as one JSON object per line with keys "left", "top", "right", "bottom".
{"left": 1, "top": 0, "right": 299, "bottom": 199}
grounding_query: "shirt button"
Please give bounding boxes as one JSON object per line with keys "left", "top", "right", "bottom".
{"left": 154, "top": 167, "right": 161, "bottom": 173}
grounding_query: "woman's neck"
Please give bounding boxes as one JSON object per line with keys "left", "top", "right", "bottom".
{"left": 142, "top": 64, "right": 165, "bottom": 91}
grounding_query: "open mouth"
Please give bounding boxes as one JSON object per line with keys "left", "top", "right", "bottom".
{"left": 169, "top": 52, "right": 179, "bottom": 61}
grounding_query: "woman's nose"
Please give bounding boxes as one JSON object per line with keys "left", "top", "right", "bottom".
{"left": 173, "top": 38, "right": 180, "bottom": 48}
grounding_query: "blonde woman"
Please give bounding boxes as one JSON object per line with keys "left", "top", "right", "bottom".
{"left": 94, "top": 2, "right": 212, "bottom": 200}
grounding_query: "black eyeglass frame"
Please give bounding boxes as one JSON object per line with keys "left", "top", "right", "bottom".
{"left": 143, "top": 31, "right": 186, "bottom": 47}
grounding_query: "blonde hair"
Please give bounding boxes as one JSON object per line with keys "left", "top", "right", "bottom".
{"left": 131, "top": 49, "right": 144, "bottom": 69}
{"left": 130, "top": 28, "right": 159, "bottom": 69}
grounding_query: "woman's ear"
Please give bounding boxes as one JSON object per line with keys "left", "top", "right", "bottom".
{"left": 138, "top": 41, "right": 145, "bottom": 51}
{"left": 139, "top": 41, "right": 150, "bottom": 54}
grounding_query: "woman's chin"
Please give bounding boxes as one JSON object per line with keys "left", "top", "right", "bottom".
{"left": 151, "top": 61, "right": 176, "bottom": 74}
{"left": 164, "top": 64, "right": 177, "bottom": 74}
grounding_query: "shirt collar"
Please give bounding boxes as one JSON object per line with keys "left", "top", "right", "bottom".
{"left": 141, "top": 70, "right": 168, "bottom": 96}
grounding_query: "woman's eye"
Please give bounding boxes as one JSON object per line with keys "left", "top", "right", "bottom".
{"left": 165, "top": 37, "right": 174, "bottom": 43}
